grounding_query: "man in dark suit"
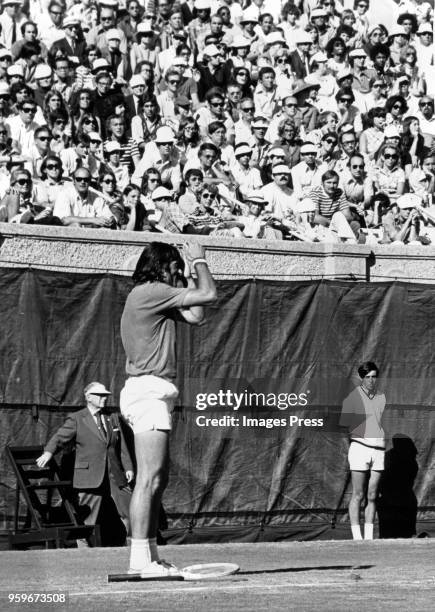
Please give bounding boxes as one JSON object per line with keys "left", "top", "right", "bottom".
{"left": 36, "top": 381, "right": 134, "bottom": 546}
{"left": 50, "top": 17, "right": 87, "bottom": 63}
{"left": 288, "top": 31, "right": 313, "bottom": 80}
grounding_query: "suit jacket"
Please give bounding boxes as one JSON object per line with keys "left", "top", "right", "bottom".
{"left": 50, "top": 38, "right": 87, "bottom": 63}
{"left": 124, "top": 94, "right": 142, "bottom": 120}
{"left": 44, "top": 407, "right": 133, "bottom": 490}
{"left": 289, "top": 50, "right": 308, "bottom": 80}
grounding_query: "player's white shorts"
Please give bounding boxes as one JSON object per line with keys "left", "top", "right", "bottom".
{"left": 120, "top": 375, "right": 179, "bottom": 433}
{"left": 348, "top": 441, "right": 385, "bottom": 471}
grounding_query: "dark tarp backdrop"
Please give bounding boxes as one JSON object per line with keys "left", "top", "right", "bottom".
{"left": 0, "top": 268, "right": 434, "bottom": 541}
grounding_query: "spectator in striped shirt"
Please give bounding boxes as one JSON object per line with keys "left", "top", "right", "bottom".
{"left": 104, "top": 115, "right": 140, "bottom": 174}
{"left": 309, "top": 170, "right": 359, "bottom": 242}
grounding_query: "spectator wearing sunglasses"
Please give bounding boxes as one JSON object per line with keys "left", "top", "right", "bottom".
{"left": 415, "top": 96, "right": 435, "bottom": 149}
{"left": 195, "top": 87, "right": 234, "bottom": 142}
{"left": 23, "top": 125, "right": 53, "bottom": 178}
{"left": 373, "top": 144, "right": 405, "bottom": 204}
{"left": 5, "top": 100, "right": 40, "bottom": 156}
{"left": 53, "top": 166, "right": 114, "bottom": 228}
{"left": 0, "top": 168, "right": 53, "bottom": 224}
{"left": 37, "top": 154, "right": 71, "bottom": 207}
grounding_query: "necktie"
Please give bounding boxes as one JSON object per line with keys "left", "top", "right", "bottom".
{"left": 96, "top": 411, "right": 107, "bottom": 439}
{"left": 11, "top": 17, "right": 17, "bottom": 45}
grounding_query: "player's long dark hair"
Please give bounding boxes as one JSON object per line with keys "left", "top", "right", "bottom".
{"left": 132, "top": 242, "right": 185, "bottom": 285}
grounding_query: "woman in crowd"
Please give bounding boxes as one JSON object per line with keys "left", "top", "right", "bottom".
{"left": 359, "top": 107, "right": 387, "bottom": 164}
{"left": 373, "top": 144, "right": 406, "bottom": 204}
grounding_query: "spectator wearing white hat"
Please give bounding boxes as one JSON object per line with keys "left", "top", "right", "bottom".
{"left": 196, "top": 44, "right": 231, "bottom": 101}
{"left": 310, "top": 7, "right": 334, "bottom": 49}
{"left": 188, "top": 0, "right": 212, "bottom": 55}
{"left": 388, "top": 25, "right": 410, "bottom": 67}
{"left": 349, "top": 48, "right": 371, "bottom": 94}
{"left": 250, "top": 115, "right": 271, "bottom": 169}
{"left": 101, "top": 28, "right": 130, "bottom": 82}
{"left": 414, "top": 23, "right": 433, "bottom": 75}
{"left": 238, "top": 191, "right": 281, "bottom": 240}
{"left": 125, "top": 74, "right": 146, "bottom": 119}
{"left": 133, "top": 125, "right": 182, "bottom": 191}
{"left": 231, "top": 142, "right": 262, "bottom": 199}
{"left": 50, "top": 16, "right": 86, "bottom": 63}
{"left": 288, "top": 31, "right": 313, "bottom": 80}
{"left": 32, "top": 64, "right": 53, "bottom": 109}
{"left": 130, "top": 22, "right": 160, "bottom": 75}
{"left": 382, "top": 192, "right": 424, "bottom": 244}
{"left": 0, "top": 0, "right": 25, "bottom": 50}
{"left": 291, "top": 141, "right": 328, "bottom": 201}
{"left": 261, "top": 163, "right": 297, "bottom": 220}
{"left": 86, "top": 6, "right": 128, "bottom": 56}
{"left": 306, "top": 51, "right": 337, "bottom": 111}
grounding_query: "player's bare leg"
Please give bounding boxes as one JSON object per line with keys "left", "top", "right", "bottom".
{"left": 349, "top": 471, "right": 367, "bottom": 540}
{"left": 364, "top": 470, "right": 382, "bottom": 539}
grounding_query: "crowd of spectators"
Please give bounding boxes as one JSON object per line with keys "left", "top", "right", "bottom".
{"left": 0, "top": 0, "right": 434, "bottom": 245}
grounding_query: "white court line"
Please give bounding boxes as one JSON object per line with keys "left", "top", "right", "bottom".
{"left": 70, "top": 579, "right": 434, "bottom": 597}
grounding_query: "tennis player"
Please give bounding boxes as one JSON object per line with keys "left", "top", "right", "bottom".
{"left": 340, "top": 361, "right": 386, "bottom": 541}
{"left": 120, "top": 241, "right": 217, "bottom": 577}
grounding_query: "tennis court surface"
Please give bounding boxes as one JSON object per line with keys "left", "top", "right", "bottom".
{"left": 1, "top": 539, "right": 434, "bottom": 611}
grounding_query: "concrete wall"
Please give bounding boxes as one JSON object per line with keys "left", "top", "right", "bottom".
{"left": 0, "top": 223, "right": 434, "bottom": 283}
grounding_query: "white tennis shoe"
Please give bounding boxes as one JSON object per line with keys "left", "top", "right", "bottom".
{"left": 128, "top": 560, "right": 180, "bottom": 577}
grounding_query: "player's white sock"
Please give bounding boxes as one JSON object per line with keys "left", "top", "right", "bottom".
{"left": 364, "top": 523, "right": 374, "bottom": 540}
{"left": 149, "top": 537, "right": 160, "bottom": 562}
{"left": 129, "top": 538, "right": 152, "bottom": 570}
{"left": 351, "top": 524, "right": 363, "bottom": 540}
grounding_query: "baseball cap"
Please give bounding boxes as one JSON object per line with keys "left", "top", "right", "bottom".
{"left": 152, "top": 186, "right": 173, "bottom": 201}
{"left": 0, "top": 49, "right": 12, "bottom": 60}
{"left": 0, "top": 82, "right": 10, "bottom": 96}
{"left": 195, "top": 0, "right": 211, "bottom": 9}
{"left": 240, "top": 6, "right": 259, "bottom": 23}
{"left": 85, "top": 382, "right": 111, "bottom": 396}
{"left": 137, "top": 22, "right": 154, "bottom": 34}
{"left": 232, "top": 35, "right": 251, "bottom": 48}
